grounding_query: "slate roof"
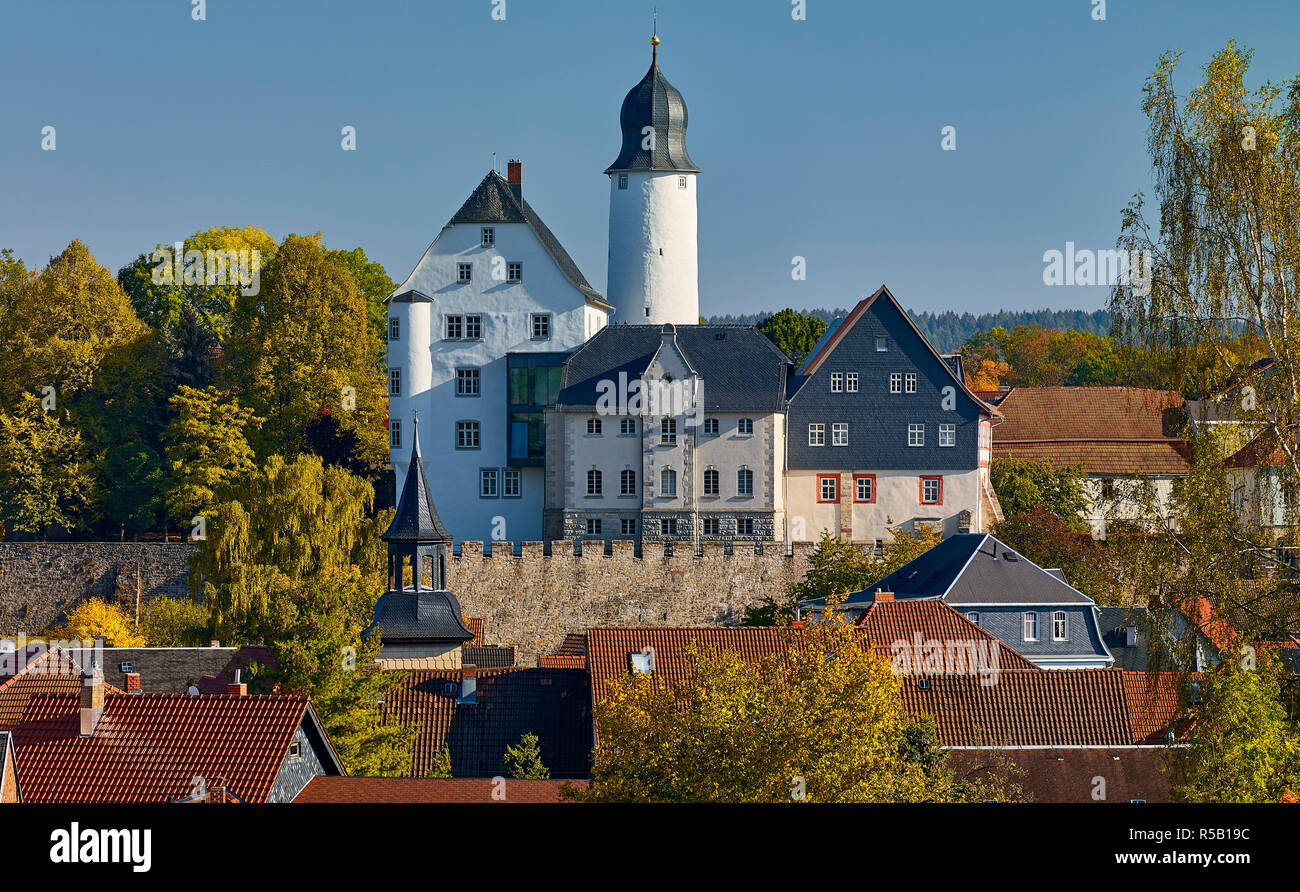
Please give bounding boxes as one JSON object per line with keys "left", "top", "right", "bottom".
{"left": 365, "top": 590, "right": 474, "bottom": 644}
{"left": 1096, "top": 606, "right": 1154, "bottom": 671}
{"left": 800, "top": 533, "right": 1094, "bottom": 609}
{"left": 993, "top": 387, "right": 1190, "bottom": 476}
{"left": 557, "top": 324, "right": 790, "bottom": 411}
{"left": 441, "top": 171, "right": 607, "bottom": 307}
{"left": 605, "top": 49, "right": 699, "bottom": 173}
{"left": 10, "top": 691, "right": 340, "bottom": 802}
{"left": 856, "top": 598, "right": 1039, "bottom": 671}
{"left": 383, "top": 667, "right": 591, "bottom": 779}
{"left": 383, "top": 419, "right": 452, "bottom": 543}
{"left": 294, "top": 776, "right": 585, "bottom": 803}
{"left": 462, "top": 645, "right": 517, "bottom": 668}
{"left": 949, "top": 747, "right": 1173, "bottom": 803}
{"left": 64, "top": 646, "right": 236, "bottom": 694}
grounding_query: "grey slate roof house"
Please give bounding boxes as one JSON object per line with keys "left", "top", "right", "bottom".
{"left": 800, "top": 533, "right": 1114, "bottom": 669}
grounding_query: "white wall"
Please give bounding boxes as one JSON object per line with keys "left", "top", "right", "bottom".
{"left": 607, "top": 172, "right": 698, "bottom": 325}
{"left": 786, "top": 468, "right": 983, "bottom": 542}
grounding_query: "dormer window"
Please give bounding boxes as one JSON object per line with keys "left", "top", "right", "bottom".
{"left": 618, "top": 173, "right": 629, "bottom": 190}
{"left": 630, "top": 646, "right": 654, "bottom": 674}
{"left": 1023, "top": 612, "right": 1039, "bottom": 642}
{"left": 1053, "top": 611, "right": 1069, "bottom": 641}
{"left": 481, "top": 227, "right": 495, "bottom": 247}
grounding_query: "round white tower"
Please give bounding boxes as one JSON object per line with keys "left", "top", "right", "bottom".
{"left": 605, "top": 32, "right": 700, "bottom": 326}
{"left": 385, "top": 289, "right": 433, "bottom": 493}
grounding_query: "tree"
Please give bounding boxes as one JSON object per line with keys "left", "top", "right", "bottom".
{"left": 503, "top": 732, "right": 550, "bottom": 779}
{"left": 757, "top": 309, "right": 828, "bottom": 365}
{"left": 990, "top": 457, "right": 1089, "bottom": 527}
{"left": 0, "top": 394, "right": 97, "bottom": 536}
{"left": 572, "top": 599, "right": 1008, "bottom": 802}
{"left": 163, "top": 385, "right": 261, "bottom": 525}
{"left": 326, "top": 246, "right": 395, "bottom": 345}
{"left": 48, "top": 598, "right": 146, "bottom": 646}
{"left": 222, "top": 233, "right": 387, "bottom": 467}
{"left": 192, "top": 453, "right": 391, "bottom": 642}
{"left": 965, "top": 357, "right": 1012, "bottom": 391}
{"left": 426, "top": 747, "right": 453, "bottom": 778}
{"left": 1173, "top": 654, "right": 1300, "bottom": 802}
{"left": 140, "top": 596, "right": 211, "bottom": 647}
{"left": 102, "top": 444, "right": 165, "bottom": 539}
{"left": 994, "top": 506, "right": 1118, "bottom": 601}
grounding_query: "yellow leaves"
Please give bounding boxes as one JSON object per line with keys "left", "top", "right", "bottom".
{"left": 49, "top": 597, "right": 146, "bottom": 647}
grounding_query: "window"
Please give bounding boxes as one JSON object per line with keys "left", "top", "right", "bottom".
{"left": 288, "top": 742, "right": 301, "bottom": 759}
{"left": 737, "top": 468, "right": 754, "bottom": 496}
{"left": 921, "top": 476, "right": 943, "bottom": 505}
{"left": 587, "top": 469, "right": 602, "bottom": 496}
{"left": 908, "top": 423, "right": 925, "bottom": 447}
{"left": 503, "top": 469, "right": 521, "bottom": 498}
{"left": 388, "top": 316, "right": 400, "bottom": 341}
{"left": 465, "top": 314, "right": 482, "bottom": 339}
{"left": 703, "top": 517, "right": 720, "bottom": 536}
{"left": 737, "top": 418, "right": 754, "bottom": 435}
{"left": 618, "top": 173, "right": 628, "bottom": 189}
{"left": 456, "top": 421, "right": 480, "bottom": 449}
{"left": 703, "top": 417, "right": 719, "bottom": 436}
{"left": 854, "top": 474, "right": 875, "bottom": 503}
{"left": 390, "top": 420, "right": 402, "bottom": 447}
{"left": 737, "top": 518, "right": 755, "bottom": 537}
{"left": 818, "top": 474, "right": 838, "bottom": 503}
{"left": 620, "top": 469, "right": 637, "bottom": 495}
{"left": 445, "top": 315, "right": 463, "bottom": 339}
{"left": 480, "top": 468, "right": 499, "bottom": 498}
{"left": 939, "top": 423, "right": 956, "bottom": 447}
{"left": 620, "top": 418, "right": 637, "bottom": 436}
{"left": 832, "top": 423, "right": 848, "bottom": 446}
{"left": 660, "top": 467, "right": 678, "bottom": 497}
{"left": 585, "top": 517, "right": 602, "bottom": 536}
{"left": 846, "top": 372, "right": 858, "bottom": 392}
{"left": 1053, "top": 611, "right": 1069, "bottom": 641}
{"left": 660, "top": 517, "right": 678, "bottom": 536}
{"left": 586, "top": 418, "right": 602, "bottom": 436}
{"left": 481, "top": 227, "right": 495, "bottom": 247}
{"left": 678, "top": 175, "right": 687, "bottom": 189}
{"left": 703, "top": 469, "right": 719, "bottom": 496}
{"left": 457, "top": 262, "right": 473, "bottom": 283}
{"left": 905, "top": 372, "right": 917, "bottom": 393}
{"left": 830, "top": 372, "right": 843, "bottom": 393}
{"left": 660, "top": 417, "right": 677, "bottom": 445}
{"left": 875, "top": 336, "right": 887, "bottom": 352}
{"left": 966, "top": 612, "right": 980, "bottom": 626}
{"left": 808, "top": 423, "right": 825, "bottom": 446}
{"left": 890, "top": 373, "right": 902, "bottom": 394}
{"left": 389, "top": 367, "right": 401, "bottom": 396}
{"left": 531, "top": 314, "right": 551, "bottom": 339}
{"left": 456, "top": 368, "right": 480, "bottom": 396}
{"left": 507, "top": 261, "right": 522, "bottom": 283}
{"left": 1023, "top": 612, "right": 1039, "bottom": 642}
{"left": 620, "top": 518, "right": 637, "bottom": 536}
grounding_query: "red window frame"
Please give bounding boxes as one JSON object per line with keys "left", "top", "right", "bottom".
{"left": 919, "top": 475, "right": 943, "bottom": 506}
{"left": 853, "top": 474, "right": 876, "bottom": 504}
{"left": 817, "top": 474, "right": 839, "bottom": 504}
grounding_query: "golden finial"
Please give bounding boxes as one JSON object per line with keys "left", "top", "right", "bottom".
{"left": 651, "top": 9, "right": 660, "bottom": 57}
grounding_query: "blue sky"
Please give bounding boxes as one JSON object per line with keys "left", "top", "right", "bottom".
{"left": 2, "top": 0, "right": 1298, "bottom": 317}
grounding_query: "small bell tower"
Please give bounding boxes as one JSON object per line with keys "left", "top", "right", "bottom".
{"left": 382, "top": 415, "right": 451, "bottom": 593}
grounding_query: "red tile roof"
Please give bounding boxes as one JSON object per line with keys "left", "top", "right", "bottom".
{"left": 11, "top": 691, "right": 316, "bottom": 803}
{"left": 0, "top": 646, "right": 123, "bottom": 732}
{"left": 294, "top": 776, "right": 586, "bottom": 803}
{"left": 856, "top": 599, "right": 1038, "bottom": 671}
{"left": 1122, "top": 671, "right": 1186, "bottom": 744}
{"left": 992, "top": 387, "right": 1190, "bottom": 475}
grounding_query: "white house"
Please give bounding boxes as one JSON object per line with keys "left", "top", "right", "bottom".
{"left": 385, "top": 161, "right": 612, "bottom": 543}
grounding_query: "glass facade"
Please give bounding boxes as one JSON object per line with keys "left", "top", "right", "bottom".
{"left": 507, "top": 352, "right": 567, "bottom": 467}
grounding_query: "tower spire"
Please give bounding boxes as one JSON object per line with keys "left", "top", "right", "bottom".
{"left": 651, "top": 8, "right": 659, "bottom": 64}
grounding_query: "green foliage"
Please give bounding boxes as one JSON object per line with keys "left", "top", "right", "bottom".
{"left": 756, "top": 308, "right": 828, "bottom": 365}
{"left": 325, "top": 246, "right": 395, "bottom": 346}
{"left": 993, "top": 507, "right": 1117, "bottom": 602}
{"left": 163, "top": 385, "right": 260, "bottom": 524}
{"left": 140, "top": 596, "right": 211, "bottom": 647}
{"left": 426, "top": 747, "right": 453, "bottom": 779}
{"left": 989, "top": 457, "right": 1089, "bottom": 527}
{"left": 503, "top": 731, "right": 550, "bottom": 779}
{"left": 0, "top": 394, "right": 97, "bottom": 536}
{"left": 102, "top": 444, "right": 165, "bottom": 538}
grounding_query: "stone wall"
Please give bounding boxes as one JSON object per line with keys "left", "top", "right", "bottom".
{"left": 0, "top": 542, "right": 195, "bottom": 634}
{"left": 0, "top": 540, "right": 821, "bottom": 664}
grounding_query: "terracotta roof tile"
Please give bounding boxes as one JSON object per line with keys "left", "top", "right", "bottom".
{"left": 11, "top": 691, "right": 312, "bottom": 803}
{"left": 294, "top": 776, "right": 586, "bottom": 803}
{"left": 857, "top": 599, "right": 1038, "bottom": 671}
{"left": 0, "top": 646, "right": 123, "bottom": 732}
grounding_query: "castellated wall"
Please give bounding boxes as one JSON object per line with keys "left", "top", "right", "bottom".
{"left": 0, "top": 542, "right": 196, "bottom": 635}
{"left": 450, "top": 540, "right": 816, "bottom": 663}
{"left": 0, "top": 540, "right": 821, "bottom": 664}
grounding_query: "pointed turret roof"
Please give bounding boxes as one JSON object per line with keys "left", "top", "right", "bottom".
{"left": 383, "top": 417, "right": 452, "bottom": 543}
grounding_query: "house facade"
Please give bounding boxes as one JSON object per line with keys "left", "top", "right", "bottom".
{"left": 785, "top": 286, "right": 1001, "bottom": 544}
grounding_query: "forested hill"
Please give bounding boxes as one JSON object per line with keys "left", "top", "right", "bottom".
{"left": 708, "top": 308, "right": 1113, "bottom": 353}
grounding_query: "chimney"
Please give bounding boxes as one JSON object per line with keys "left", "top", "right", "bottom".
{"left": 507, "top": 160, "right": 522, "bottom": 201}
{"left": 80, "top": 669, "right": 105, "bottom": 737}
{"left": 460, "top": 665, "right": 477, "bottom": 704}
{"left": 227, "top": 668, "right": 247, "bottom": 697}
{"left": 124, "top": 671, "right": 142, "bottom": 694}
{"left": 875, "top": 591, "right": 895, "bottom": 602}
